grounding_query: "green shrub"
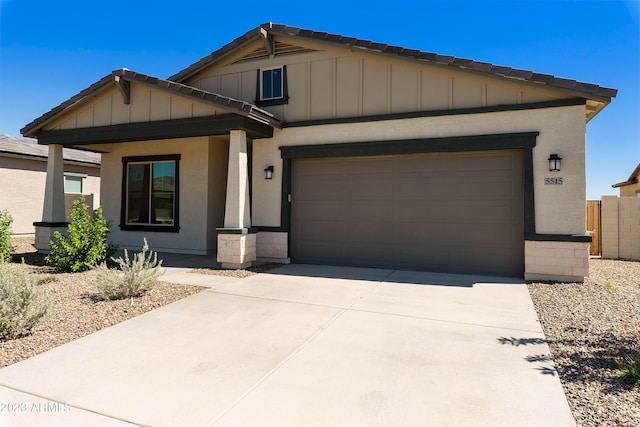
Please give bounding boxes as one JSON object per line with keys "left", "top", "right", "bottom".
{"left": 0, "top": 263, "right": 47, "bottom": 338}
{"left": 617, "top": 356, "right": 640, "bottom": 387}
{"left": 0, "top": 210, "right": 13, "bottom": 263}
{"left": 46, "top": 196, "right": 117, "bottom": 272}
{"left": 93, "top": 239, "right": 163, "bottom": 301}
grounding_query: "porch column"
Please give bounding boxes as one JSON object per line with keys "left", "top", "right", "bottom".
{"left": 34, "top": 144, "right": 68, "bottom": 252}
{"left": 216, "top": 130, "right": 256, "bottom": 269}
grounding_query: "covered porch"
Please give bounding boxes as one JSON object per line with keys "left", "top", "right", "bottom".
{"left": 21, "top": 69, "right": 282, "bottom": 269}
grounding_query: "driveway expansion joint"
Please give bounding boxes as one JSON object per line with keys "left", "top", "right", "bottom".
{"left": 0, "top": 383, "right": 148, "bottom": 427}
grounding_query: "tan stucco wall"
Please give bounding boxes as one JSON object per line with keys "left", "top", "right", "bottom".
{"left": 0, "top": 156, "right": 100, "bottom": 235}
{"left": 619, "top": 182, "right": 640, "bottom": 197}
{"left": 207, "top": 137, "right": 229, "bottom": 249}
{"left": 99, "top": 136, "right": 226, "bottom": 254}
{"left": 187, "top": 37, "right": 572, "bottom": 123}
{"left": 252, "top": 104, "right": 587, "bottom": 235}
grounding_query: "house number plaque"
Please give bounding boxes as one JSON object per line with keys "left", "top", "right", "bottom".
{"left": 544, "top": 177, "right": 563, "bottom": 185}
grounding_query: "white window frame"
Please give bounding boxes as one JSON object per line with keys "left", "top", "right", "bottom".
{"left": 64, "top": 172, "right": 86, "bottom": 194}
{"left": 259, "top": 66, "right": 284, "bottom": 101}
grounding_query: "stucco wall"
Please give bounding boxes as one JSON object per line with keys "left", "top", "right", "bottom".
{"left": 0, "top": 156, "right": 100, "bottom": 235}
{"left": 207, "top": 137, "right": 229, "bottom": 250}
{"left": 99, "top": 136, "right": 225, "bottom": 254}
{"left": 619, "top": 182, "right": 640, "bottom": 197}
{"left": 252, "top": 104, "right": 587, "bottom": 235}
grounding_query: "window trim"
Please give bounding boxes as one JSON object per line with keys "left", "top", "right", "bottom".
{"left": 255, "top": 65, "right": 289, "bottom": 107}
{"left": 120, "top": 154, "right": 180, "bottom": 232}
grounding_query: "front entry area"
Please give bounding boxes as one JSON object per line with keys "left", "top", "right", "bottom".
{"left": 291, "top": 149, "right": 524, "bottom": 276}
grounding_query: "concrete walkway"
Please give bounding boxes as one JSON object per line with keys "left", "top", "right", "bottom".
{"left": 0, "top": 264, "right": 575, "bottom": 426}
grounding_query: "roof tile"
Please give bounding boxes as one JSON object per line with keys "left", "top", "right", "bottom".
{"left": 470, "top": 61, "right": 493, "bottom": 72}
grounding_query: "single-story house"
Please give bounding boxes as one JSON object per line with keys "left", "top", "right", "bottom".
{"left": 0, "top": 134, "right": 100, "bottom": 236}
{"left": 21, "top": 23, "right": 616, "bottom": 281}
{"left": 612, "top": 163, "right": 640, "bottom": 197}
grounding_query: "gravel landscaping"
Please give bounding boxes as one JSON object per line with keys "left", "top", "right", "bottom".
{"left": 528, "top": 258, "right": 640, "bottom": 427}
{"left": 190, "top": 262, "right": 285, "bottom": 278}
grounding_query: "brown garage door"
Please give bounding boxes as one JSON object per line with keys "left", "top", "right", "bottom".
{"left": 291, "top": 149, "right": 524, "bottom": 277}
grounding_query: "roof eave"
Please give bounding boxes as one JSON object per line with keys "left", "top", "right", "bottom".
{"left": 22, "top": 68, "right": 282, "bottom": 138}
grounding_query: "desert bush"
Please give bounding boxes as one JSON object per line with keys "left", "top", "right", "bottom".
{"left": 0, "top": 263, "right": 47, "bottom": 338}
{"left": 617, "top": 356, "right": 640, "bottom": 387}
{"left": 0, "top": 210, "right": 13, "bottom": 263}
{"left": 46, "top": 196, "right": 117, "bottom": 272}
{"left": 93, "top": 239, "right": 163, "bottom": 301}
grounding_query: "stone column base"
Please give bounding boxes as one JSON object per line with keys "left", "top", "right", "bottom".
{"left": 34, "top": 222, "right": 69, "bottom": 253}
{"left": 216, "top": 229, "right": 257, "bottom": 269}
{"left": 524, "top": 240, "right": 590, "bottom": 282}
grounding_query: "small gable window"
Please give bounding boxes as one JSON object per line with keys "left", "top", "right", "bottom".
{"left": 256, "top": 66, "right": 288, "bottom": 107}
{"left": 261, "top": 67, "right": 283, "bottom": 100}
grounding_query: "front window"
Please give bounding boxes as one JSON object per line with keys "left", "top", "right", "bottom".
{"left": 121, "top": 155, "right": 180, "bottom": 232}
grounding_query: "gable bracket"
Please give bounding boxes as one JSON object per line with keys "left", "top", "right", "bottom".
{"left": 259, "top": 27, "right": 274, "bottom": 57}
{"left": 114, "top": 76, "right": 131, "bottom": 104}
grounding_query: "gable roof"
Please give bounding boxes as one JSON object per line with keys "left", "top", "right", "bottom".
{"left": 169, "top": 22, "right": 617, "bottom": 103}
{"left": 21, "top": 69, "right": 282, "bottom": 137}
{"left": 0, "top": 134, "right": 101, "bottom": 165}
{"left": 612, "top": 163, "right": 640, "bottom": 188}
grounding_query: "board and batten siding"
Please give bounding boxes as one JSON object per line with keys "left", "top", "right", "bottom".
{"left": 43, "top": 85, "right": 222, "bottom": 131}
{"left": 185, "top": 37, "right": 573, "bottom": 123}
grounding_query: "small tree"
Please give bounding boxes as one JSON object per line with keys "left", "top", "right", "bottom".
{"left": 0, "top": 210, "right": 13, "bottom": 263}
{"left": 46, "top": 196, "right": 117, "bottom": 272}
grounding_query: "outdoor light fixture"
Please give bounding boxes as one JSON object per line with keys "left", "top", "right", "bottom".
{"left": 548, "top": 154, "right": 562, "bottom": 172}
{"left": 264, "top": 165, "right": 274, "bottom": 179}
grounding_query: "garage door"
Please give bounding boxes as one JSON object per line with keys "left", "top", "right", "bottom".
{"left": 291, "top": 149, "right": 524, "bottom": 276}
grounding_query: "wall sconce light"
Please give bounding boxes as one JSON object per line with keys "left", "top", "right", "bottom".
{"left": 548, "top": 154, "right": 562, "bottom": 172}
{"left": 264, "top": 165, "right": 274, "bottom": 179}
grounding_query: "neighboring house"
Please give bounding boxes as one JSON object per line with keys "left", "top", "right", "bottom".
{"left": 612, "top": 163, "right": 640, "bottom": 197}
{"left": 21, "top": 23, "right": 616, "bottom": 281}
{"left": 0, "top": 134, "right": 100, "bottom": 236}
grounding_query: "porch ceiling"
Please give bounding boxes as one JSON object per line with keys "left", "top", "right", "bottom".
{"left": 35, "top": 114, "right": 275, "bottom": 147}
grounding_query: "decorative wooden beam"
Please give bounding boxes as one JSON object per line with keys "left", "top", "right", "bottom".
{"left": 36, "top": 114, "right": 275, "bottom": 145}
{"left": 259, "top": 27, "right": 274, "bottom": 56}
{"left": 114, "top": 75, "right": 131, "bottom": 104}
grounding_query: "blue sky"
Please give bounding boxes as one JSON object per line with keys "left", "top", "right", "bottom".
{"left": 0, "top": 0, "right": 638, "bottom": 199}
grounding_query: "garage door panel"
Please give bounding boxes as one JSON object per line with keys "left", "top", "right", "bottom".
{"left": 294, "top": 178, "right": 345, "bottom": 201}
{"left": 346, "top": 179, "right": 395, "bottom": 201}
{"left": 291, "top": 150, "right": 524, "bottom": 276}
{"left": 296, "top": 201, "right": 346, "bottom": 221}
{"left": 456, "top": 153, "right": 514, "bottom": 171}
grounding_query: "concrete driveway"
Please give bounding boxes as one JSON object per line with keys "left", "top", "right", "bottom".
{"left": 0, "top": 264, "right": 574, "bottom": 426}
